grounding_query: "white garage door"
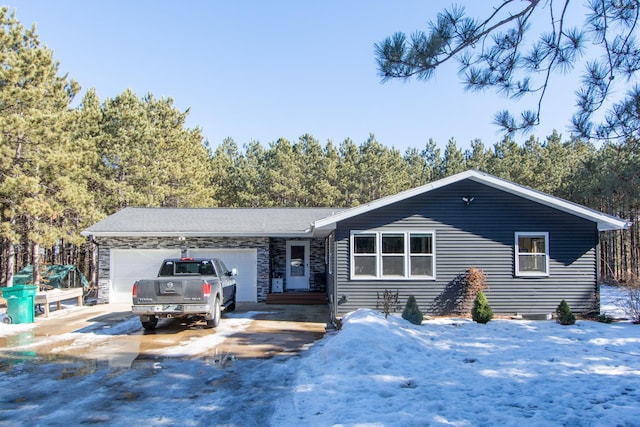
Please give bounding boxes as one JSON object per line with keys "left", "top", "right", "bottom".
{"left": 188, "top": 249, "right": 257, "bottom": 302}
{"left": 110, "top": 249, "right": 180, "bottom": 304}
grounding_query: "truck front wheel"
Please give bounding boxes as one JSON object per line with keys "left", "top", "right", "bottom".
{"left": 206, "top": 297, "right": 221, "bottom": 328}
{"left": 141, "top": 315, "right": 158, "bottom": 331}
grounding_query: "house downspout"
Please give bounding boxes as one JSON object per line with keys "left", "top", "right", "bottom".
{"left": 596, "top": 229, "right": 601, "bottom": 311}
{"left": 313, "top": 223, "right": 340, "bottom": 330}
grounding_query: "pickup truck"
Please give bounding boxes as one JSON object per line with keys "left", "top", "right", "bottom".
{"left": 132, "top": 257, "right": 237, "bottom": 330}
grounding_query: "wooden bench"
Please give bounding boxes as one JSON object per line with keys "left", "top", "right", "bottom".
{"left": 35, "top": 287, "right": 84, "bottom": 317}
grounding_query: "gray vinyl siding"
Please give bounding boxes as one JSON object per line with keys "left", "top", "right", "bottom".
{"left": 334, "top": 179, "right": 598, "bottom": 317}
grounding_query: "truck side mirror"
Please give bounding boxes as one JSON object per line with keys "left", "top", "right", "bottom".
{"left": 230, "top": 268, "right": 238, "bottom": 277}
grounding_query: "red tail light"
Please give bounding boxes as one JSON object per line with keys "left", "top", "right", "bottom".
{"left": 202, "top": 282, "right": 211, "bottom": 298}
{"left": 132, "top": 283, "right": 138, "bottom": 299}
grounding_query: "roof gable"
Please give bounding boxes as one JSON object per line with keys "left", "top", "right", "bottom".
{"left": 313, "top": 170, "right": 628, "bottom": 232}
{"left": 82, "top": 171, "right": 627, "bottom": 237}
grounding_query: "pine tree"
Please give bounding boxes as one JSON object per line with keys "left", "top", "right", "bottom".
{"left": 210, "top": 138, "right": 243, "bottom": 207}
{"left": 375, "top": 1, "right": 640, "bottom": 141}
{"left": 403, "top": 147, "right": 429, "bottom": 188}
{"left": 556, "top": 299, "right": 576, "bottom": 325}
{"left": 464, "top": 139, "right": 489, "bottom": 172}
{"left": 241, "top": 141, "right": 266, "bottom": 207}
{"left": 0, "top": 8, "right": 82, "bottom": 285}
{"left": 442, "top": 139, "right": 465, "bottom": 176}
{"left": 421, "top": 139, "right": 444, "bottom": 181}
{"left": 294, "top": 134, "right": 339, "bottom": 207}
{"left": 402, "top": 295, "right": 423, "bottom": 325}
{"left": 262, "top": 138, "right": 304, "bottom": 206}
{"left": 97, "top": 90, "right": 213, "bottom": 213}
{"left": 471, "top": 291, "right": 493, "bottom": 324}
{"left": 336, "top": 138, "right": 361, "bottom": 207}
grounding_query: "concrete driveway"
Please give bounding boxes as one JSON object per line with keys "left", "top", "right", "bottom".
{"left": 0, "top": 302, "right": 330, "bottom": 367}
{"left": 0, "top": 302, "right": 332, "bottom": 426}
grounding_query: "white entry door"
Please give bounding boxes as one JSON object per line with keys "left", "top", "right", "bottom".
{"left": 286, "top": 241, "right": 310, "bottom": 291}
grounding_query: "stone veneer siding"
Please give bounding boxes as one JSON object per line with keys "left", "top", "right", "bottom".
{"left": 94, "top": 236, "right": 270, "bottom": 303}
{"left": 269, "top": 238, "right": 326, "bottom": 292}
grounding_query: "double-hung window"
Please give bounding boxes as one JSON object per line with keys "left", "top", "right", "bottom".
{"left": 382, "top": 233, "right": 405, "bottom": 276}
{"left": 515, "top": 232, "right": 549, "bottom": 276}
{"left": 353, "top": 233, "right": 377, "bottom": 277}
{"left": 351, "top": 231, "right": 435, "bottom": 280}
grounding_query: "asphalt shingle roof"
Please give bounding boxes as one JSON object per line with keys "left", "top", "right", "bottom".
{"left": 82, "top": 207, "right": 343, "bottom": 237}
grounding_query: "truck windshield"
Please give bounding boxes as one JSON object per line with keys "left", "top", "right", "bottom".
{"left": 159, "top": 261, "right": 217, "bottom": 276}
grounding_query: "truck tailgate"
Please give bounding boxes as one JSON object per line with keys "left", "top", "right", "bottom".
{"left": 136, "top": 278, "right": 208, "bottom": 302}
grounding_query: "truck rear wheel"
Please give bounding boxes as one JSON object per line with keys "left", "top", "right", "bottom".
{"left": 141, "top": 315, "right": 158, "bottom": 330}
{"left": 206, "top": 297, "right": 221, "bottom": 328}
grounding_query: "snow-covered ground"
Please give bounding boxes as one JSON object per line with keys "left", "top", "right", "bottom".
{"left": 1, "top": 285, "right": 639, "bottom": 426}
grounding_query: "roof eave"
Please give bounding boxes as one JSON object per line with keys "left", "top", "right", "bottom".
{"left": 468, "top": 174, "right": 628, "bottom": 231}
{"left": 313, "top": 170, "right": 628, "bottom": 231}
{"left": 83, "top": 231, "right": 315, "bottom": 238}
{"left": 314, "top": 171, "right": 476, "bottom": 229}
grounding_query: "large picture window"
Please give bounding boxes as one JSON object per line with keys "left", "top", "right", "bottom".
{"left": 515, "top": 232, "right": 549, "bottom": 277}
{"left": 351, "top": 231, "right": 435, "bottom": 280}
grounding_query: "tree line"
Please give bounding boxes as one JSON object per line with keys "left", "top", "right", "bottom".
{"left": 210, "top": 133, "right": 639, "bottom": 282}
{"left": 0, "top": 7, "right": 637, "bottom": 287}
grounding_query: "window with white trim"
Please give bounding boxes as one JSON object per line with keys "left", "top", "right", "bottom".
{"left": 353, "top": 233, "right": 377, "bottom": 277}
{"left": 515, "top": 232, "right": 549, "bottom": 276}
{"left": 351, "top": 231, "right": 435, "bottom": 279}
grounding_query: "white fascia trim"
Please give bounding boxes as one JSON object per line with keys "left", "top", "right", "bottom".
{"left": 314, "top": 172, "right": 472, "bottom": 229}
{"left": 83, "top": 232, "right": 314, "bottom": 238}
{"left": 313, "top": 170, "right": 628, "bottom": 231}
{"left": 469, "top": 174, "right": 628, "bottom": 231}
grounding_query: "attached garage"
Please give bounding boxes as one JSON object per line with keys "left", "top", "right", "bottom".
{"left": 83, "top": 207, "right": 338, "bottom": 304}
{"left": 109, "top": 248, "right": 258, "bottom": 304}
{"left": 110, "top": 249, "right": 180, "bottom": 304}
{"left": 188, "top": 249, "right": 257, "bottom": 302}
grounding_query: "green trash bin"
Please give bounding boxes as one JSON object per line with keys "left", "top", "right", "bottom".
{"left": 1, "top": 285, "right": 37, "bottom": 324}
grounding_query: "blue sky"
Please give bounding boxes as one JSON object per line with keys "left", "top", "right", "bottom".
{"left": 8, "top": 1, "right": 584, "bottom": 152}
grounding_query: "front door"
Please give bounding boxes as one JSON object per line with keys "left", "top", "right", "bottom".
{"left": 286, "top": 241, "right": 310, "bottom": 291}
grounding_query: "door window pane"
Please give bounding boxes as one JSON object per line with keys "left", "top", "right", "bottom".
{"left": 290, "top": 244, "right": 305, "bottom": 277}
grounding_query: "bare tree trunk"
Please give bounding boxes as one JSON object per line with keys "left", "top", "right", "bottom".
{"left": 90, "top": 241, "right": 98, "bottom": 286}
{"left": 31, "top": 241, "right": 40, "bottom": 287}
{"left": 5, "top": 239, "right": 15, "bottom": 287}
{"left": 632, "top": 211, "right": 639, "bottom": 281}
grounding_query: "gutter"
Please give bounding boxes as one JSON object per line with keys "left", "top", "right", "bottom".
{"left": 81, "top": 231, "right": 316, "bottom": 238}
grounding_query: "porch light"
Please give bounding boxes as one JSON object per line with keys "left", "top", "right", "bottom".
{"left": 462, "top": 196, "right": 474, "bottom": 206}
